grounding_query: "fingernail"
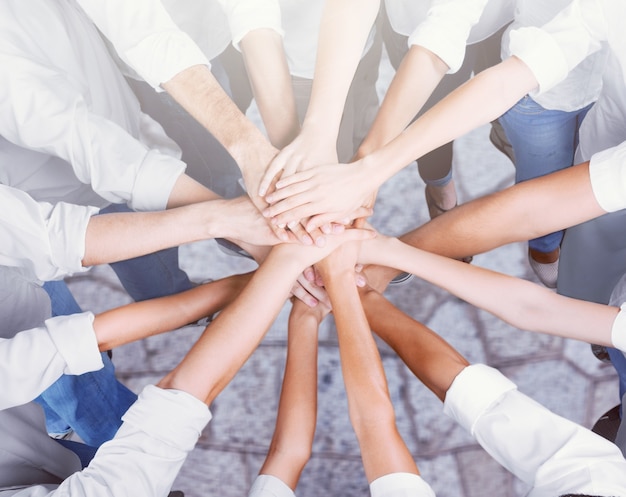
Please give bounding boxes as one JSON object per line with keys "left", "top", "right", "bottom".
{"left": 302, "top": 235, "right": 313, "bottom": 246}
{"left": 315, "top": 236, "right": 326, "bottom": 247}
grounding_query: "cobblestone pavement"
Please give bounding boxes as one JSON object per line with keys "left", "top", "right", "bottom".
{"left": 67, "top": 55, "right": 619, "bottom": 497}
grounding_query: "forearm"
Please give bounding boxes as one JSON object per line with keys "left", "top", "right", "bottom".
{"left": 365, "top": 237, "right": 618, "bottom": 346}
{"left": 359, "top": 57, "right": 538, "bottom": 184}
{"left": 302, "top": 0, "right": 380, "bottom": 143}
{"left": 260, "top": 301, "right": 320, "bottom": 488}
{"left": 162, "top": 64, "right": 276, "bottom": 175}
{"left": 360, "top": 288, "right": 468, "bottom": 402}
{"left": 156, "top": 247, "right": 304, "bottom": 405}
{"left": 93, "top": 273, "right": 253, "bottom": 351}
{"left": 400, "top": 161, "right": 606, "bottom": 259}
{"left": 357, "top": 45, "right": 448, "bottom": 157}
{"left": 240, "top": 29, "right": 300, "bottom": 149}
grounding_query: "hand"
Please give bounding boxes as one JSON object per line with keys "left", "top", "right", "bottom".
{"left": 257, "top": 130, "right": 338, "bottom": 198}
{"left": 271, "top": 227, "right": 377, "bottom": 271}
{"left": 290, "top": 270, "right": 331, "bottom": 308}
{"left": 263, "top": 162, "right": 376, "bottom": 232}
{"left": 220, "top": 195, "right": 291, "bottom": 247}
{"left": 315, "top": 239, "right": 363, "bottom": 284}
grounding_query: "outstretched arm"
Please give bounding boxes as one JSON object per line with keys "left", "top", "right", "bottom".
{"left": 317, "top": 244, "right": 418, "bottom": 482}
{"left": 254, "top": 299, "right": 329, "bottom": 492}
{"left": 358, "top": 234, "right": 619, "bottom": 348}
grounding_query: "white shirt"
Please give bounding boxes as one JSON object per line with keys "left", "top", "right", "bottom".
{"left": 0, "top": 0, "right": 208, "bottom": 211}
{"left": 384, "top": 0, "right": 515, "bottom": 73}
{"left": 509, "top": 0, "right": 624, "bottom": 165}
{"left": 444, "top": 364, "right": 626, "bottom": 496}
{"left": 501, "top": 0, "right": 606, "bottom": 112}
{"left": 0, "top": 186, "right": 96, "bottom": 283}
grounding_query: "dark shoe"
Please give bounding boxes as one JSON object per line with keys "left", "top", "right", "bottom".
{"left": 592, "top": 404, "right": 621, "bottom": 442}
{"left": 489, "top": 120, "right": 515, "bottom": 163}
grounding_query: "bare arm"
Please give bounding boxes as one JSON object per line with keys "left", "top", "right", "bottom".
{"left": 240, "top": 29, "right": 300, "bottom": 149}
{"left": 318, "top": 245, "right": 418, "bottom": 482}
{"left": 83, "top": 197, "right": 281, "bottom": 266}
{"left": 356, "top": 45, "right": 449, "bottom": 157}
{"left": 258, "top": 299, "right": 329, "bottom": 489}
{"left": 359, "top": 235, "right": 619, "bottom": 347}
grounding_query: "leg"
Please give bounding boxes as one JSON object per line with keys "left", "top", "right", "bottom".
{"left": 499, "top": 96, "right": 592, "bottom": 287}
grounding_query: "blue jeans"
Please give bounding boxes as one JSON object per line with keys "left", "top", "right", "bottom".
{"left": 37, "top": 280, "right": 137, "bottom": 448}
{"left": 499, "top": 96, "right": 592, "bottom": 253}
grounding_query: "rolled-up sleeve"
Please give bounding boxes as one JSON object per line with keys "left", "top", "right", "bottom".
{"left": 0, "top": 56, "right": 185, "bottom": 211}
{"left": 75, "top": 0, "right": 210, "bottom": 88}
{"left": 0, "top": 312, "right": 102, "bottom": 410}
{"left": 0, "top": 186, "right": 98, "bottom": 281}
{"left": 408, "top": 0, "right": 489, "bottom": 73}
{"left": 508, "top": 0, "right": 606, "bottom": 94}
{"left": 588, "top": 141, "right": 626, "bottom": 213}
{"left": 218, "top": 0, "right": 283, "bottom": 49}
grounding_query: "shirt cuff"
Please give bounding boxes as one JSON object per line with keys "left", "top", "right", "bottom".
{"left": 122, "top": 385, "right": 212, "bottom": 452}
{"left": 370, "top": 472, "right": 435, "bottom": 497}
{"left": 443, "top": 364, "right": 517, "bottom": 435}
{"left": 589, "top": 143, "right": 626, "bottom": 213}
{"left": 508, "top": 27, "right": 569, "bottom": 95}
{"left": 228, "top": 4, "right": 284, "bottom": 50}
{"left": 125, "top": 32, "right": 211, "bottom": 89}
{"left": 47, "top": 203, "right": 100, "bottom": 274}
{"left": 130, "top": 151, "right": 187, "bottom": 212}
{"left": 46, "top": 312, "right": 104, "bottom": 375}
{"left": 249, "top": 474, "right": 295, "bottom": 497}
{"left": 611, "top": 304, "right": 626, "bottom": 353}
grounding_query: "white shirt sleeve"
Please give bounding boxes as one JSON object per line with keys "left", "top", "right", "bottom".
{"left": 218, "top": 0, "right": 283, "bottom": 50}
{"left": 588, "top": 141, "right": 626, "bottom": 212}
{"left": 0, "top": 313, "right": 103, "bottom": 410}
{"left": 407, "top": 0, "right": 489, "bottom": 74}
{"left": 0, "top": 186, "right": 97, "bottom": 282}
{"left": 74, "top": 0, "right": 210, "bottom": 88}
{"left": 369, "top": 472, "right": 436, "bottom": 497}
{"left": 508, "top": 0, "right": 606, "bottom": 95}
{"left": 444, "top": 364, "right": 626, "bottom": 495}
{"left": 0, "top": 55, "right": 185, "bottom": 212}
{"left": 10, "top": 386, "right": 212, "bottom": 497}
{"left": 611, "top": 304, "right": 626, "bottom": 352}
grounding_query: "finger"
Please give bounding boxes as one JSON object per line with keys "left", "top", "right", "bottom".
{"left": 268, "top": 202, "right": 324, "bottom": 229}
{"left": 303, "top": 265, "right": 316, "bottom": 282}
{"left": 290, "top": 281, "right": 319, "bottom": 308}
{"left": 264, "top": 178, "right": 313, "bottom": 205}
{"left": 297, "top": 273, "right": 331, "bottom": 308}
{"left": 259, "top": 158, "right": 288, "bottom": 197}
{"left": 287, "top": 220, "right": 313, "bottom": 245}
{"left": 273, "top": 169, "right": 314, "bottom": 190}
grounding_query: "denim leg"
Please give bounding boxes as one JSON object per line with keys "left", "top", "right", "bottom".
{"left": 499, "top": 97, "right": 592, "bottom": 253}
{"left": 100, "top": 203, "right": 194, "bottom": 301}
{"left": 38, "top": 280, "right": 137, "bottom": 447}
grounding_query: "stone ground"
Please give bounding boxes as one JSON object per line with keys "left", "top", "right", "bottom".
{"left": 67, "top": 51, "right": 619, "bottom": 497}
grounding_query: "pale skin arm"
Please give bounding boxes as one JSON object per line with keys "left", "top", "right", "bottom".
{"left": 257, "top": 0, "right": 381, "bottom": 197}
{"left": 257, "top": 299, "right": 329, "bottom": 489}
{"left": 264, "top": 56, "right": 539, "bottom": 230}
{"left": 358, "top": 235, "right": 619, "bottom": 348}
{"left": 356, "top": 45, "right": 449, "bottom": 158}
{"left": 156, "top": 229, "right": 376, "bottom": 405}
{"left": 317, "top": 245, "right": 418, "bottom": 482}
{"left": 83, "top": 196, "right": 281, "bottom": 266}
{"left": 240, "top": 29, "right": 300, "bottom": 150}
